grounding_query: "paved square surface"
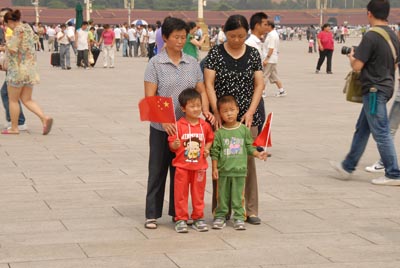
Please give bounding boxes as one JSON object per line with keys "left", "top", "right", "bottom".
{"left": 0, "top": 37, "right": 399, "bottom": 267}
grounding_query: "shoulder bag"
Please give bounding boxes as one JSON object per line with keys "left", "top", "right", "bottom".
{"left": 344, "top": 27, "right": 397, "bottom": 103}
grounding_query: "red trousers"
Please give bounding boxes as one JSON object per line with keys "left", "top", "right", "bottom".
{"left": 174, "top": 167, "right": 206, "bottom": 221}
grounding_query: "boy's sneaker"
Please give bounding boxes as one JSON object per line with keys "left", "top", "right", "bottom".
{"left": 275, "top": 90, "right": 287, "bottom": 97}
{"left": 212, "top": 218, "right": 226, "bottom": 229}
{"left": 233, "top": 219, "right": 246, "bottom": 230}
{"left": 192, "top": 219, "right": 208, "bottom": 232}
{"left": 329, "top": 161, "right": 351, "bottom": 180}
{"left": 365, "top": 161, "right": 385, "bottom": 173}
{"left": 371, "top": 177, "right": 400, "bottom": 186}
{"left": 175, "top": 220, "right": 188, "bottom": 233}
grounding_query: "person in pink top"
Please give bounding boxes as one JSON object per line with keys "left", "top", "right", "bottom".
{"left": 98, "top": 24, "right": 115, "bottom": 68}
{"left": 315, "top": 23, "right": 334, "bottom": 74}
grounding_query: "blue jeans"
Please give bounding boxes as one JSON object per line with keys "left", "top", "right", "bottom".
{"left": 122, "top": 39, "right": 128, "bottom": 57}
{"left": 342, "top": 91, "right": 400, "bottom": 179}
{"left": 375, "top": 100, "right": 400, "bottom": 166}
{"left": 1, "top": 81, "right": 25, "bottom": 125}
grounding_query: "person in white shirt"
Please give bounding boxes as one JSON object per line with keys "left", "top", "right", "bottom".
{"left": 46, "top": 24, "right": 56, "bottom": 52}
{"left": 147, "top": 24, "right": 156, "bottom": 59}
{"left": 262, "top": 20, "right": 286, "bottom": 97}
{"left": 67, "top": 21, "right": 76, "bottom": 55}
{"left": 75, "top": 21, "right": 90, "bottom": 69}
{"left": 121, "top": 23, "right": 129, "bottom": 57}
{"left": 139, "top": 25, "right": 148, "bottom": 57}
{"left": 57, "top": 24, "right": 71, "bottom": 70}
{"left": 127, "top": 24, "right": 138, "bottom": 57}
{"left": 114, "top": 24, "right": 121, "bottom": 51}
{"left": 216, "top": 25, "right": 225, "bottom": 45}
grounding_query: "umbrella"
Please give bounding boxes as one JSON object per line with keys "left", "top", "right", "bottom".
{"left": 75, "top": 2, "right": 83, "bottom": 30}
{"left": 66, "top": 18, "right": 75, "bottom": 25}
{"left": 132, "top": 19, "right": 148, "bottom": 26}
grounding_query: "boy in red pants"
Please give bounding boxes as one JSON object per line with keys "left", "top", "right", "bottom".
{"left": 168, "top": 88, "right": 214, "bottom": 233}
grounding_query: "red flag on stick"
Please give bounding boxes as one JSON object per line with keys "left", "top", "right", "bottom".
{"left": 139, "top": 96, "right": 176, "bottom": 123}
{"left": 253, "top": 112, "right": 273, "bottom": 147}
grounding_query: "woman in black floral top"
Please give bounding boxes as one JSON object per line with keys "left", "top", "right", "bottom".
{"left": 204, "top": 14, "right": 265, "bottom": 225}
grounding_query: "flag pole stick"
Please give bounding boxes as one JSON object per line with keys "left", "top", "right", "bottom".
{"left": 172, "top": 98, "right": 178, "bottom": 137}
{"left": 265, "top": 112, "right": 273, "bottom": 153}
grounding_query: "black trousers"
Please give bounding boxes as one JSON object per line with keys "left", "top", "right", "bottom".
{"left": 316, "top": 49, "right": 333, "bottom": 72}
{"left": 77, "top": 49, "right": 89, "bottom": 68}
{"left": 145, "top": 126, "right": 176, "bottom": 219}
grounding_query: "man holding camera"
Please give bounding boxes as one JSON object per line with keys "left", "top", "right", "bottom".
{"left": 331, "top": 0, "right": 400, "bottom": 186}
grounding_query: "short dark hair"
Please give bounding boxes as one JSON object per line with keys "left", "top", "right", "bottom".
{"left": 82, "top": 21, "right": 88, "bottom": 26}
{"left": 322, "top": 23, "right": 331, "bottom": 30}
{"left": 4, "top": 9, "right": 21, "bottom": 23}
{"left": 0, "top": 8, "right": 12, "bottom": 13}
{"left": 60, "top": 24, "right": 66, "bottom": 28}
{"left": 187, "top": 21, "right": 197, "bottom": 31}
{"left": 267, "top": 20, "right": 275, "bottom": 29}
{"left": 224, "top": 14, "right": 249, "bottom": 33}
{"left": 178, "top": 88, "right": 201, "bottom": 107}
{"left": 367, "top": 0, "right": 390, "bottom": 21}
{"left": 249, "top": 12, "right": 268, "bottom": 31}
{"left": 162, "top": 17, "right": 188, "bottom": 39}
{"left": 217, "top": 95, "right": 239, "bottom": 111}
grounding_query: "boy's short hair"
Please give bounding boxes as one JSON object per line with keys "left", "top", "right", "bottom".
{"left": 178, "top": 88, "right": 201, "bottom": 107}
{"left": 217, "top": 95, "right": 239, "bottom": 111}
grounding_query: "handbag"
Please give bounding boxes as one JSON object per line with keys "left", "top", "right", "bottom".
{"left": 343, "top": 27, "right": 397, "bottom": 104}
{"left": 343, "top": 70, "right": 362, "bottom": 103}
{"left": 88, "top": 50, "right": 94, "bottom": 65}
{"left": 0, "top": 51, "right": 8, "bottom": 71}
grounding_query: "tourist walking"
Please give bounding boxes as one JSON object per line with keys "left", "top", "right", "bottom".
{"left": 1, "top": 10, "right": 52, "bottom": 135}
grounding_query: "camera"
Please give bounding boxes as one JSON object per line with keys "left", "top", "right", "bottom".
{"left": 341, "top": 46, "right": 357, "bottom": 55}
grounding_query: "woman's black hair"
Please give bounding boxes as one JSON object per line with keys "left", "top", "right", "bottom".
{"left": 224, "top": 14, "right": 249, "bottom": 33}
{"left": 322, "top": 23, "right": 331, "bottom": 30}
{"left": 162, "top": 17, "right": 188, "bottom": 39}
{"left": 4, "top": 9, "right": 21, "bottom": 23}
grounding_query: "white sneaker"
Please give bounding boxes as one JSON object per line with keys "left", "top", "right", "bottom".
{"left": 365, "top": 161, "right": 385, "bottom": 173}
{"left": 276, "top": 90, "right": 287, "bottom": 97}
{"left": 5, "top": 122, "right": 28, "bottom": 131}
{"left": 329, "top": 161, "right": 351, "bottom": 180}
{"left": 371, "top": 176, "right": 400, "bottom": 186}
{"left": 262, "top": 91, "right": 267, "bottom": 98}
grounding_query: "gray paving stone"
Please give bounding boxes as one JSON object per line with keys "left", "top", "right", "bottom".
{"left": 8, "top": 255, "right": 177, "bottom": 268}
{"left": 0, "top": 244, "right": 85, "bottom": 263}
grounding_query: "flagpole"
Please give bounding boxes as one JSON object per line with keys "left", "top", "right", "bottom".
{"left": 172, "top": 98, "right": 178, "bottom": 138}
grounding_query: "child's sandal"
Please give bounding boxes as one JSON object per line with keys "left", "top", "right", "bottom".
{"left": 144, "top": 219, "right": 157, "bottom": 229}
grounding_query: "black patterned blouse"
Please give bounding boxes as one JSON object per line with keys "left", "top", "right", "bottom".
{"left": 205, "top": 44, "right": 263, "bottom": 126}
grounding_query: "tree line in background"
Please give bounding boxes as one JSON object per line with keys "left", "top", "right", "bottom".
{"left": 11, "top": 0, "right": 400, "bottom": 10}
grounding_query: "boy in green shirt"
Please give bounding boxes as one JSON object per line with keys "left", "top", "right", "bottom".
{"left": 210, "top": 95, "right": 267, "bottom": 230}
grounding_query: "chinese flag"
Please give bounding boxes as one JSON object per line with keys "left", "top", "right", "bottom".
{"left": 139, "top": 96, "right": 176, "bottom": 123}
{"left": 253, "top": 112, "right": 273, "bottom": 147}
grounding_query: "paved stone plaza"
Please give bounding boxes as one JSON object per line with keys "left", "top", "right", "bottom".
{"left": 0, "top": 38, "right": 400, "bottom": 267}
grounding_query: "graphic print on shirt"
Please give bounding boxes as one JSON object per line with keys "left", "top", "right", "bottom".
{"left": 223, "top": 137, "right": 244, "bottom": 156}
{"left": 183, "top": 136, "right": 202, "bottom": 163}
